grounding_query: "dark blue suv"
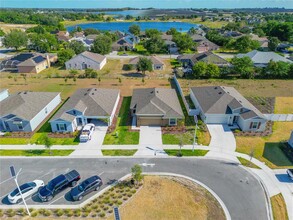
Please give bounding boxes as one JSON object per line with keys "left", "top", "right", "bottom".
{"left": 70, "top": 175, "right": 102, "bottom": 201}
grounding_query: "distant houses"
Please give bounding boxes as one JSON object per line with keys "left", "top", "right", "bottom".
{"left": 49, "top": 88, "right": 120, "bottom": 132}
{"left": 65, "top": 51, "right": 107, "bottom": 70}
{"left": 0, "top": 91, "right": 61, "bottom": 132}
{"left": 236, "top": 50, "right": 293, "bottom": 67}
{"left": 178, "top": 52, "right": 230, "bottom": 67}
{"left": 0, "top": 53, "right": 57, "bottom": 74}
{"left": 128, "top": 56, "right": 165, "bottom": 70}
{"left": 190, "top": 86, "right": 267, "bottom": 132}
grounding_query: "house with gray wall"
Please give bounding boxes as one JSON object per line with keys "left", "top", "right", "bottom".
{"left": 0, "top": 89, "right": 9, "bottom": 102}
{"left": 288, "top": 131, "right": 293, "bottom": 148}
{"left": 50, "top": 88, "right": 120, "bottom": 132}
{"left": 0, "top": 91, "right": 61, "bottom": 132}
{"left": 129, "top": 56, "right": 165, "bottom": 71}
{"left": 190, "top": 86, "right": 267, "bottom": 132}
{"left": 130, "top": 88, "right": 184, "bottom": 126}
{"left": 65, "top": 51, "right": 107, "bottom": 70}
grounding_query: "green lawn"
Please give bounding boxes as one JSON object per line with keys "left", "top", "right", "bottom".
{"left": 237, "top": 157, "right": 261, "bottom": 169}
{"left": 263, "top": 143, "right": 293, "bottom": 167}
{"left": 102, "top": 149, "right": 137, "bottom": 156}
{"left": 103, "top": 97, "right": 139, "bottom": 145}
{"left": 0, "top": 149, "right": 74, "bottom": 156}
{"left": 164, "top": 149, "right": 209, "bottom": 157}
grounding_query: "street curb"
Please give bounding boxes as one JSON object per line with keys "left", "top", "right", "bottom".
{"left": 239, "top": 166, "right": 273, "bottom": 220}
{"left": 143, "top": 172, "right": 231, "bottom": 220}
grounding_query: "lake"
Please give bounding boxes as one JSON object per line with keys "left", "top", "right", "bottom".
{"left": 67, "top": 22, "right": 199, "bottom": 33}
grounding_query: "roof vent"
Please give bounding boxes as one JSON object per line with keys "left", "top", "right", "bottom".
{"left": 92, "top": 93, "right": 94, "bottom": 95}
{"left": 94, "top": 89, "right": 97, "bottom": 91}
{"left": 84, "top": 93, "right": 87, "bottom": 96}
{"left": 218, "top": 92, "right": 222, "bottom": 94}
{"left": 214, "top": 87, "right": 217, "bottom": 89}
{"left": 87, "top": 89, "right": 91, "bottom": 91}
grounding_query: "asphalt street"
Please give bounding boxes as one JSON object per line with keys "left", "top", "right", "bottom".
{"left": 0, "top": 158, "right": 268, "bottom": 220}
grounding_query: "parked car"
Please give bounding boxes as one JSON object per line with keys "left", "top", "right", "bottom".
{"left": 79, "top": 123, "right": 95, "bottom": 142}
{"left": 287, "top": 169, "right": 293, "bottom": 180}
{"left": 8, "top": 180, "right": 44, "bottom": 204}
{"left": 70, "top": 175, "right": 103, "bottom": 201}
{"left": 38, "top": 170, "right": 80, "bottom": 202}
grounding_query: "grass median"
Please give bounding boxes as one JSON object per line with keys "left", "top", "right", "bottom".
{"left": 164, "top": 149, "right": 209, "bottom": 157}
{"left": 0, "top": 149, "right": 74, "bottom": 156}
{"left": 102, "top": 149, "right": 137, "bottom": 156}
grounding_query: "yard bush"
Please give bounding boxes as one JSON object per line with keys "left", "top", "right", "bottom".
{"left": 31, "top": 211, "right": 38, "bottom": 217}
{"left": 6, "top": 209, "right": 16, "bottom": 217}
{"left": 55, "top": 209, "right": 64, "bottom": 217}
{"left": 0, "top": 209, "right": 3, "bottom": 217}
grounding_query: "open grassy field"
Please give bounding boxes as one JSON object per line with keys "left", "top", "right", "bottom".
{"left": 108, "top": 176, "right": 225, "bottom": 220}
{"left": 236, "top": 122, "right": 293, "bottom": 169}
{"left": 0, "top": 149, "right": 74, "bottom": 156}
{"left": 271, "top": 193, "right": 289, "bottom": 220}
{"left": 274, "top": 97, "right": 293, "bottom": 114}
{"left": 179, "top": 79, "right": 293, "bottom": 97}
{"left": 0, "top": 23, "right": 36, "bottom": 33}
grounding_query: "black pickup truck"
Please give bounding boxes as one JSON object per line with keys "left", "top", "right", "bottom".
{"left": 38, "top": 170, "right": 80, "bottom": 202}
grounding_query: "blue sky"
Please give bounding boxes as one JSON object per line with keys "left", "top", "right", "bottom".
{"left": 1, "top": 0, "right": 292, "bottom": 9}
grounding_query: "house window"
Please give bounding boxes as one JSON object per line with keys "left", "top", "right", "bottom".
{"left": 169, "top": 118, "right": 177, "bottom": 126}
{"left": 45, "top": 107, "right": 48, "bottom": 114}
{"left": 57, "top": 123, "right": 67, "bottom": 131}
{"left": 73, "top": 110, "right": 76, "bottom": 115}
{"left": 252, "top": 122, "right": 258, "bottom": 129}
{"left": 17, "top": 123, "right": 23, "bottom": 130}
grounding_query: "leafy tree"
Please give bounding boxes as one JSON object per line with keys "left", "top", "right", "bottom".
{"left": 131, "top": 164, "right": 143, "bottom": 185}
{"left": 68, "top": 40, "right": 86, "bottom": 54}
{"left": 76, "top": 26, "right": 82, "bottom": 32}
{"left": 264, "top": 21, "right": 293, "bottom": 42}
{"left": 145, "top": 29, "right": 160, "bottom": 38}
{"left": 231, "top": 57, "right": 254, "bottom": 79}
{"left": 173, "top": 33, "right": 194, "bottom": 51}
{"left": 206, "top": 63, "right": 220, "bottom": 78}
{"left": 263, "top": 61, "right": 290, "bottom": 79}
{"left": 26, "top": 25, "right": 46, "bottom": 34}
{"left": 128, "top": 24, "right": 140, "bottom": 36}
{"left": 144, "top": 35, "right": 166, "bottom": 54}
{"left": 57, "top": 48, "right": 75, "bottom": 66}
{"left": 188, "top": 27, "right": 197, "bottom": 35}
{"left": 44, "top": 134, "right": 53, "bottom": 155}
{"left": 233, "top": 36, "right": 260, "bottom": 53}
{"left": 3, "top": 30, "right": 28, "bottom": 50}
{"left": 192, "top": 62, "right": 207, "bottom": 79}
{"left": 0, "top": 28, "right": 5, "bottom": 36}
{"left": 84, "top": 68, "right": 98, "bottom": 78}
{"left": 166, "top": 27, "right": 178, "bottom": 35}
{"left": 136, "top": 57, "right": 153, "bottom": 75}
{"left": 91, "top": 35, "right": 112, "bottom": 55}
{"left": 29, "top": 33, "right": 58, "bottom": 52}
{"left": 84, "top": 28, "right": 100, "bottom": 36}
{"left": 268, "top": 37, "right": 280, "bottom": 51}
{"left": 192, "top": 62, "right": 220, "bottom": 79}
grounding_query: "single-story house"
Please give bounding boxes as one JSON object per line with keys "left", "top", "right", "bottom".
{"left": 0, "top": 53, "right": 55, "bottom": 74}
{"left": 288, "top": 131, "right": 293, "bottom": 148}
{"left": 0, "top": 89, "right": 9, "bottom": 102}
{"left": 165, "top": 40, "right": 178, "bottom": 54}
{"left": 50, "top": 88, "right": 120, "bottom": 132}
{"left": 65, "top": 51, "right": 107, "bottom": 70}
{"left": 178, "top": 52, "right": 230, "bottom": 67}
{"left": 112, "top": 35, "right": 139, "bottom": 51}
{"left": 190, "top": 86, "right": 267, "bottom": 132}
{"left": 250, "top": 34, "right": 269, "bottom": 50}
{"left": 56, "top": 31, "right": 70, "bottom": 42}
{"left": 128, "top": 56, "right": 165, "bottom": 70}
{"left": 130, "top": 88, "right": 184, "bottom": 126}
{"left": 0, "top": 91, "right": 61, "bottom": 132}
{"left": 236, "top": 50, "right": 293, "bottom": 67}
{"left": 190, "top": 34, "right": 219, "bottom": 53}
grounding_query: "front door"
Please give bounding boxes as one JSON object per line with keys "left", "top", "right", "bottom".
{"left": 82, "top": 63, "right": 88, "bottom": 70}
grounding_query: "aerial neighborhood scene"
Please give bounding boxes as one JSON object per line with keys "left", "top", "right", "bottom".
{"left": 0, "top": 0, "right": 293, "bottom": 219}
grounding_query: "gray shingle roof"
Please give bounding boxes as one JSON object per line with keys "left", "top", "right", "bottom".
{"left": 129, "top": 56, "right": 164, "bottom": 66}
{"left": 236, "top": 50, "right": 292, "bottom": 64}
{"left": 50, "top": 88, "right": 119, "bottom": 122}
{"left": 130, "top": 88, "right": 184, "bottom": 118}
{"left": 80, "top": 51, "right": 106, "bottom": 64}
{"left": 178, "top": 52, "right": 230, "bottom": 66}
{"left": 190, "top": 86, "right": 265, "bottom": 120}
{"left": 0, "top": 92, "right": 60, "bottom": 121}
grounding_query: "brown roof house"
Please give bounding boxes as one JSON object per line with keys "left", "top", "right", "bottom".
{"left": 190, "top": 86, "right": 267, "bottom": 131}
{"left": 130, "top": 88, "right": 184, "bottom": 126}
{"left": 112, "top": 35, "right": 139, "bottom": 51}
{"left": 128, "top": 56, "right": 165, "bottom": 70}
{"left": 0, "top": 91, "right": 61, "bottom": 132}
{"left": 190, "top": 34, "right": 219, "bottom": 53}
{"left": 56, "top": 31, "right": 70, "bottom": 42}
{"left": 50, "top": 88, "right": 120, "bottom": 132}
{"left": 178, "top": 52, "right": 230, "bottom": 67}
{"left": 65, "top": 51, "right": 107, "bottom": 70}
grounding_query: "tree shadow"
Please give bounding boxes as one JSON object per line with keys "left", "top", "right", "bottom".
{"left": 122, "top": 72, "right": 144, "bottom": 78}
{"left": 263, "top": 142, "right": 293, "bottom": 166}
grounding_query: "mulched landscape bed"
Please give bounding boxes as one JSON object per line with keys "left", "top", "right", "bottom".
{"left": 233, "top": 121, "right": 274, "bottom": 137}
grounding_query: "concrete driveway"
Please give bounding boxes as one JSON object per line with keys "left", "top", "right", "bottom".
{"left": 135, "top": 126, "right": 166, "bottom": 157}
{"left": 207, "top": 124, "right": 236, "bottom": 151}
{"left": 70, "top": 126, "right": 108, "bottom": 157}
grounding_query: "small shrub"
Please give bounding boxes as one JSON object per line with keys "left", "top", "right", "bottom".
{"left": 0, "top": 210, "right": 3, "bottom": 217}
{"left": 92, "top": 204, "right": 99, "bottom": 209}
{"left": 29, "top": 208, "right": 34, "bottom": 213}
{"left": 108, "top": 209, "right": 113, "bottom": 214}
{"left": 117, "top": 200, "right": 123, "bottom": 205}
{"left": 67, "top": 210, "right": 73, "bottom": 217}
{"left": 123, "top": 197, "right": 128, "bottom": 201}
{"left": 96, "top": 208, "right": 101, "bottom": 213}
{"left": 43, "top": 210, "right": 52, "bottom": 216}
{"left": 127, "top": 193, "right": 132, "bottom": 197}
{"left": 31, "top": 211, "right": 38, "bottom": 217}
{"left": 99, "top": 212, "right": 105, "bottom": 217}
{"left": 82, "top": 212, "right": 89, "bottom": 217}
{"left": 6, "top": 209, "right": 16, "bottom": 217}
{"left": 103, "top": 206, "right": 109, "bottom": 211}
{"left": 55, "top": 209, "right": 64, "bottom": 217}
{"left": 118, "top": 194, "right": 123, "bottom": 198}
{"left": 91, "top": 213, "right": 97, "bottom": 217}
{"left": 74, "top": 209, "right": 81, "bottom": 217}
{"left": 100, "top": 204, "right": 105, "bottom": 208}
{"left": 131, "top": 189, "right": 136, "bottom": 193}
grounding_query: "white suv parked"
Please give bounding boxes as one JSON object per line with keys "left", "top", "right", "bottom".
{"left": 79, "top": 123, "right": 95, "bottom": 142}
